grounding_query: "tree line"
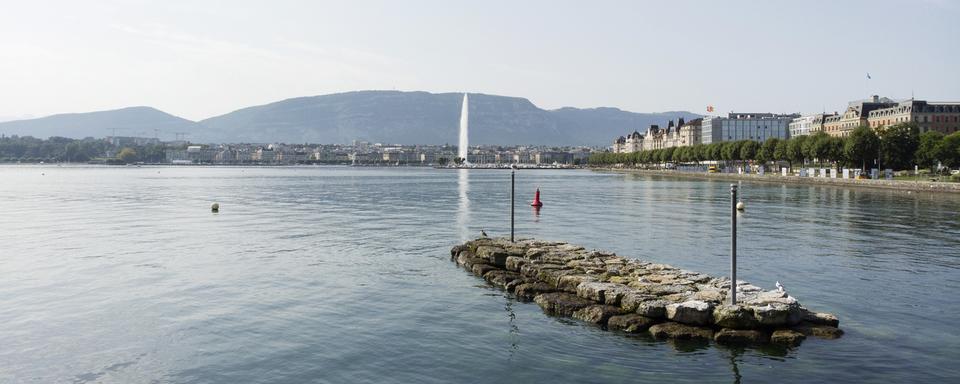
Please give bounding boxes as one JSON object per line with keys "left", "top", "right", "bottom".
{"left": 0, "top": 135, "right": 172, "bottom": 163}
{"left": 589, "top": 123, "right": 960, "bottom": 172}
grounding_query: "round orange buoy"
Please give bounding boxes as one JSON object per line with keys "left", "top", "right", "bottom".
{"left": 531, "top": 187, "right": 543, "bottom": 207}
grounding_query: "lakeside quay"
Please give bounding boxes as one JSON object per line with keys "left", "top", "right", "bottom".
{"left": 593, "top": 167, "right": 960, "bottom": 194}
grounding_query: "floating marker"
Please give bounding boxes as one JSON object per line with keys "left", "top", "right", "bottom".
{"left": 211, "top": 202, "right": 220, "bottom": 213}
{"left": 531, "top": 187, "right": 543, "bottom": 207}
{"left": 736, "top": 201, "right": 745, "bottom": 211}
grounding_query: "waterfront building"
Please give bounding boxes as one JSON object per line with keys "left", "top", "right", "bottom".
{"left": 867, "top": 99, "right": 960, "bottom": 134}
{"left": 612, "top": 118, "right": 700, "bottom": 153}
{"left": 701, "top": 112, "right": 797, "bottom": 144}
{"left": 789, "top": 113, "right": 836, "bottom": 136}
{"left": 825, "top": 96, "right": 896, "bottom": 137}
{"left": 644, "top": 124, "right": 667, "bottom": 150}
{"left": 613, "top": 136, "right": 626, "bottom": 153}
{"left": 534, "top": 151, "right": 573, "bottom": 165}
{"left": 613, "top": 130, "right": 644, "bottom": 153}
{"left": 677, "top": 118, "right": 702, "bottom": 147}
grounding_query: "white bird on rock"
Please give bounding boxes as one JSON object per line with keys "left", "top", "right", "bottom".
{"left": 776, "top": 281, "right": 785, "bottom": 293}
{"left": 480, "top": 229, "right": 488, "bottom": 237}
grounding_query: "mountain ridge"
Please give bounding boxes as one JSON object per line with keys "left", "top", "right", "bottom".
{"left": 0, "top": 91, "right": 700, "bottom": 146}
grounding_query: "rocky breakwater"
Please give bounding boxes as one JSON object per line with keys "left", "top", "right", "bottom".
{"left": 451, "top": 237, "right": 842, "bottom": 347}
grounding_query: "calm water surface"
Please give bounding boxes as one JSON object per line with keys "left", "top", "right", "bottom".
{"left": 1, "top": 165, "right": 958, "bottom": 383}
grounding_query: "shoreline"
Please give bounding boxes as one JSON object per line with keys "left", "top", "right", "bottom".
{"left": 592, "top": 167, "right": 960, "bottom": 194}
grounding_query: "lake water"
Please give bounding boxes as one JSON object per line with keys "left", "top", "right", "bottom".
{"left": 1, "top": 165, "right": 958, "bottom": 383}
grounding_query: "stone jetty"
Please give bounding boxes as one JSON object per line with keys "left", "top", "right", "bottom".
{"left": 451, "top": 237, "right": 842, "bottom": 347}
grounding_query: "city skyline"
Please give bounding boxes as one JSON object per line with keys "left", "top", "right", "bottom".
{"left": 2, "top": 0, "right": 958, "bottom": 121}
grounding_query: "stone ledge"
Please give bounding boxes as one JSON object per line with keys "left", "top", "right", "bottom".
{"left": 453, "top": 237, "right": 842, "bottom": 348}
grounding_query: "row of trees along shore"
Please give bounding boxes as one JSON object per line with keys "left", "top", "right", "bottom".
{"left": 0, "top": 135, "right": 170, "bottom": 163}
{"left": 589, "top": 123, "right": 960, "bottom": 173}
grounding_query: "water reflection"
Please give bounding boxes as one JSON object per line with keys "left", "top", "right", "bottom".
{"left": 504, "top": 294, "right": 520, "bottom": 359}
{"left": 532, "top": 206, "right": 541, "bottom": 222}
{"left": 457, "top": 169, "right": 470, "bottom": 242}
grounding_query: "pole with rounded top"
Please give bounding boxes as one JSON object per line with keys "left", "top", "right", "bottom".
{"left": 511, "top": 164, "right": 517, "bottom": 242}
{"left": 730, "top": 184, "right": 738, "bottom": 305}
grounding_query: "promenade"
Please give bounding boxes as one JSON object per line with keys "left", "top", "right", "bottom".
{"left": 596, "top": 168, "right": 960, "bottom": 194}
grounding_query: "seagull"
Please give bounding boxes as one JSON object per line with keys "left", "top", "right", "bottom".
{"left": 775, "top": 281, "right": 785, "bottom": 293}
{"left": 480, "top": 229, "right": 488, "bottom": 237}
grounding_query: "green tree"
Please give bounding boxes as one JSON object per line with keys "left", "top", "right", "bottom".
{"left": 758, "top": 138, "right": 779, "bottom": 164}
{"left": 774, "top": 139, "right": 790, "bottom": 168}
{"left": 692, "top": 144, "right": 705, "bottom": 164}
{"left": 663, "top": 147, "right": 676, "bottom": 164}
{"left": 877, "top": 123, "right": 920, "bottom": 170}
{"left": 707, "top": 143, "right": 722, "bottom": 161}
{"left": 117, "top": 147, "right": 138, "bottom": 163}
{"left": 827, "top": 136, "right": 846, "bottom": 170}
{"left": 844, "top": 125, "right": 879, "bottom": 171}
{"left": 937, "top": 132, "right": 960, "bottom": 169}
{"left": 915, "top": 131, "right": 945, "bottom": 170}
{"left": 813, "top": 133, "right": 835, "bottom": 166}
{"left": 739, "top": 140, "right": 759, "bottom": 162}
{"left": 721, "top": 141, "right": 739, "bottom": 162}
{"left": 787, "top": 136, "right": 808, "bottom": 167}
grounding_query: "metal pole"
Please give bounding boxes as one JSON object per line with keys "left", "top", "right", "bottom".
{"left": 510, "top": 167, "right": 516, "bottom": 242}
{"left": 730, "top": 184, "right": 738, "bottom": 305}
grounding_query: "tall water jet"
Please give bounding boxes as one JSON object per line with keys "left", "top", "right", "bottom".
{"left": 458, "top": 93, "right": 469, "bottom": 163}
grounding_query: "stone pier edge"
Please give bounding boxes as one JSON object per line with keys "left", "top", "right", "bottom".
{"left": 452, "top": 237, "right": 843, "bottom": 347}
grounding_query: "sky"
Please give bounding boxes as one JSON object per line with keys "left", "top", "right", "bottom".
{"left": 1, "top": 0, "right": 958, "bottom": 121}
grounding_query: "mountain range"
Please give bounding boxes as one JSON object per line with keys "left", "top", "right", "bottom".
{"left": 0, "top": 91, "right": 699, "bottom": 146}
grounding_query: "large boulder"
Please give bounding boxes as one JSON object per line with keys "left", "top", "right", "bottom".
{"left": 483, "top": 270, "right": 521, "bottom": 288}
{"left": 607, "top": 314, "right": 658, "bottom": 333}
{"left": 538, "top": 269, "right": 577, "bottom": 288}
{"left": 751, "top": 303, "right": 801, "bottom": 326}
{"left": 471, "top": 263, "right": 498, "bottom": 277}
{"left": 801, "top": 310, "right": 840, "bottom": 327}
{"left": 648, "top": 322, "right": 714, "bottom": 340}
{"left": 620, "top": 292, "right": 656, "bottom": 312}
{"left": 475, "top": 245, "right": 509, "bottom": 267}
{"left": 744, "top": 292, "right": 804, "bottom": 326}
{"left": 556, "top": 274, "right": 597, "bottom": 293}
{"left": 534, "top": 292, "right": 595, "bottom": 317}
{"left": 572, "top": 305, "right": 625, "bottom": 324}
{"left": 505, "top": 256, "right": 527, "bottom": 272}
{"left": 692, "top": 288, "right": 725, "bottom": 303}
{"left": 504, "top": 277, "right": 536, "bottom": 293}
{"left": 456, "top": 251, "right": 484, "bottom": 269}
{"left": 770, "top": 329, "right": 806, "bottom": 347}
{"left": 635, "top": 299, "right": 669, "bottom": 319}
{"left": 515, "top": 282, "right": 555, "bottom": 301}
{"left": 665, "top": 301, "right": 714, "bottom": 326}
{"left": 712, "top": 305, "right": 760, "bottom": 329}
{"left": 450, "top": 244, "right": 466, "bottom": 260}
{"left": 575, "top": 282, "right": 623, "bottom": 303}
{"left": 791, "top": 323, "right": 844, "bottom": 339}
{"left": 714, "top": 328, "right": 770, "bottom": 344}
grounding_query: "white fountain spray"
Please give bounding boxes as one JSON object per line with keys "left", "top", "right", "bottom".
{"left": 458, "top": 93, "right": 469, "bottom": 164}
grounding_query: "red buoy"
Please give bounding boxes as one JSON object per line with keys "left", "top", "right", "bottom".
{"left": 531, "top": 187, "right": 543, "bottom": 207}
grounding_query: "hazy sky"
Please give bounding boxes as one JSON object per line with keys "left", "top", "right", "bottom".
{"left": 1, "top": 0, "right": 958, "bottom": 121}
